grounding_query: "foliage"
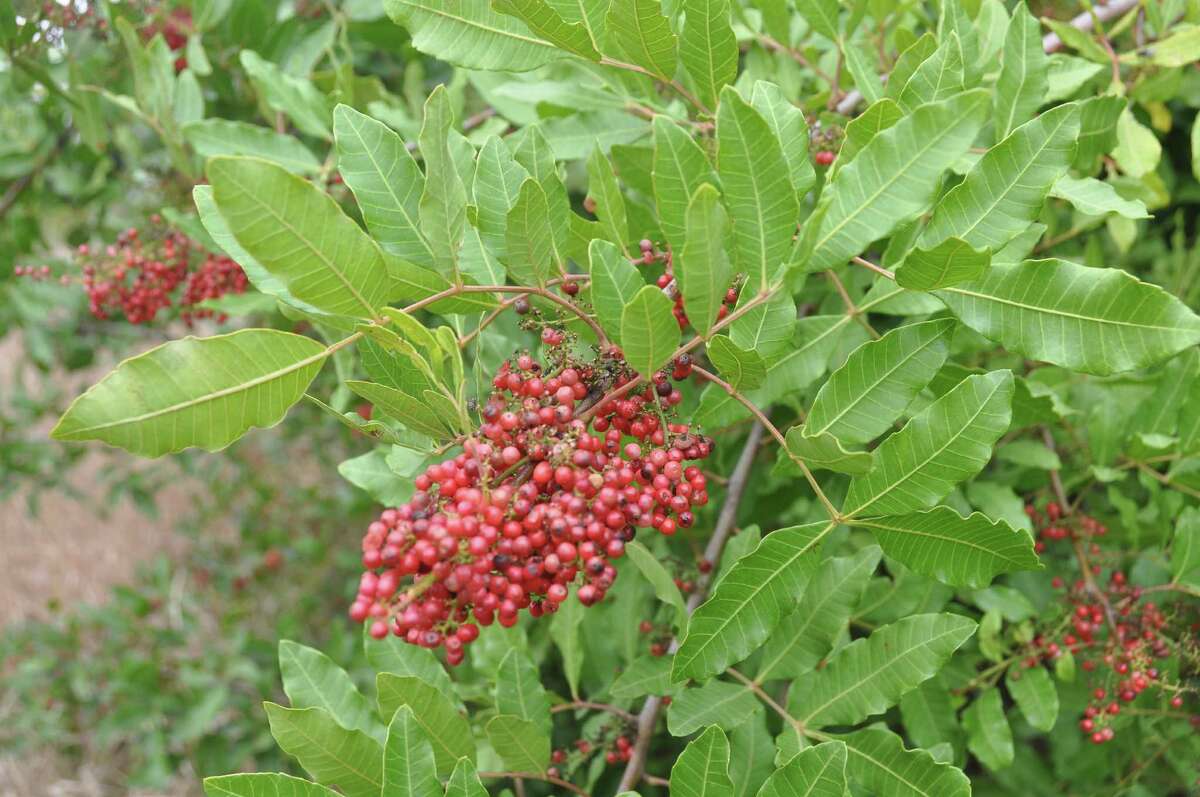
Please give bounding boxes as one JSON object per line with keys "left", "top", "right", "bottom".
{"left": 5, "top": 0, "right": 1200, "bottom": 795}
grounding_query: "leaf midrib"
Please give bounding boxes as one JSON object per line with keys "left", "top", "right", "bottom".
{"left": 393, "top": 0, "right": 559, "bottom": 50}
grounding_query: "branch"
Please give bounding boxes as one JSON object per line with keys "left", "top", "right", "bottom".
{"left": 617, "top": 422, "right": 766, "bottom": 791}
{"left": 550, "top": 701, "right": 637, "bottom": 723}
{"left": 478, "top": 771, "right": 589, "bottom": 796}
{"left": 598, "top": 56, "right": 712, "bottom": 116}
{"left": 691, "top": 365, "right": 840, "bottom": 521}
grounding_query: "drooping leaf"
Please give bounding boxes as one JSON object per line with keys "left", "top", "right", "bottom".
{"left": 804, "top": 90, "right": 988, "bottom": 272}
{"left": 587, "top": 146, "right": 630, "bottom": 250}
{"left": 589, "top": 239, "right": 644, "bottom": 342}
{"left": 384, "top": 0, "right": 564, "bottom": 71}
{"left": 804, "top": 319, "right": 955, "bottom": 444}
{"left": 840, "top": 728, "right": 971, "bottom": 797}
{"left": 918, "top": 104, "right": 1080, "bottom": 252}
{"left": 52, "top": 330, "right": 328, "bottom": 457}
{"left": 750, "top": 81, "right": 815, "bottom": 199}
{"left": 485, "top": 715, "right": 551, "bottom": 772}
{"left": 376, "top": 674, "right": 474, "bottom": 775}
{"left": 626, "top": 540, "right": 689, "bottom": 633}
{"left": 1005, "top": 666, "right": 1059, "bottom": 732}
{"left": 202, "top": 773, "right": 340, "bottom": 797}
{"left": 676, "top": 183, "right": 733, "bottom": 337}
{"left": 503, "top": 178, "right": 556, "bottom": 287}
{"left": 184, "top": 119, "right": 320, "bottom": 174}
{"left": 708, "top": 335, "right": 767, "bottom": 390}
{"left": 993, "top": 2, "right": 1048, "bottom": 141}
{"left": 717, "top": 86, "right": 799, "bottom": 291}
{"left": 756, "top": 741, "right": 847, "bottom": 797}
{"left": 962, "top": 688, "right": 1014, "bottom": 770}
{"left": 936, "top": 259, "right": 1200, "bottom": 376}
{"left": 264, "top": 704, "right": 383, "bottom": 797}
{"left": 895, "top": 238, "right": 992, "bottom": 291}
{"left": 670, "top": 726, "right": 734, "bottom": 797}
{"left": 605, "top": 0, "right": 678, "bottom": 80}
{"left": 344, "top": 381, "right": 453, "bottom": 440}
{"left": 783, "top": 430, "right": 873, "bottom": 476}
{"left": 848, "top": 506, "right": 1041, "bottom": 588}
{"left": 756, "top": 546, "right": 881, "bottom": 682}
{"left": 789, "top": 614, "right": 977, "bottom": 727}
{"left": 492, "top": 0, "right": 600, "bottom": 59}
{"left": 668, "top": 680, "right": 760, "bottom": 736}
{"left": 673, "top": 521, "right": 835, "bottom": 682}
{"left": 621, "top": 284, "right": 681, "bottom": 377}
{"left": 382, "top": 705, "right": 441, "bottom": 796}
{"left": 334, "top": 104, "right": 435, "bottom": 266}
{"left": 279, "top": 641, "right": 379, "bottom": 740}
{"left": 653, "top": 115, "right": 718, "bottom": 249}
{"left": 207, "top": 157, "right": 392, "bottom": 319}
{"left": 843, "top": 371, "right": 1014, "bottom": 518}
{"left": 679, "top": 0, "right": 738, "bottom": 109}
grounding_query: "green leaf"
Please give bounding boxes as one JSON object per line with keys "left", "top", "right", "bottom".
{"left": 840, "top": 728, "right": 971, "bottom": 797}
{"left": 993, "top": 2, "right": 1048, "bottom": 141}
{"left": 717, "top": 86, "right": 799, "bottom": 291}
{"left": 805, "top": 319, "right": 955, "bottom": 444}
{"left": 834, "top": 98, "right": 904, "bottom": 174}
{"left": 444, "top": 759, "right": 488, "bottom": 797}
{"left": 899, "top": 676, "right": 961, "bottom": 753}
{"left": 844, "top": 45, "right": 884, "bottom": 105}
{"left": 621, "top": 284, "right": 681, "bottom": 377}
{"left": 183, "top": 120, "right": 320, "bottom": 174}
{"left": 918, "top": 104, "right": 1080, "bottom": 252}
{"left": 676, "top": 183, "right": 733, "bottom": 336}
{"left": 1072, "top": 95, "right": 1124, "bottom": 172}
{"left": 504, "top": 178, "right": 556, "bottom": 287}
{"left": 587, "top": 146, "right": 630, "bottom": 251}
{"left": 996, "top": 439, "right": 1061, "bottom": 469}
{"left": 756, "top": 546, "right": 881, "bottom": 682}
{"left": 383, "top": 705, "right": 441, "bottom": 796}
{"left": 418, "top": 87, "right": 468, "bottom": 281}
{"left": 843, "top": 371, "right": 1014, "bottom": 518}
{"left": 550, "top": 593, "right": 585, "bottom": 698}
{"left": 673, "top": 521, "right": 835, "bottom": 682}
{"left": 895, "top": 35, "right": 964, "bottom": 112}
{"left": 679, "top": 0, "right": 737, "bottom": 109}
{"left": 611, "top": 654, "right": 676, "bottom": 700}
{"left": 51, "top": 330, "right": 328, "bottom": 457}
{"left": 376, "top": 674, "right": 474, "bottom": 775}
{"left": 805, "top": 90, "right": 988, "bottom": 272}
{"left": 668, "top": 680, "right": 760, "bottom": 736}
{"left": 486, "top": 715, "right": 551, "bottom": 772}
{"left": 606, "top": 0, "right": 678, "bottom": 81}
{"left": 1171, "top": 508, "right": 1200, "bottom": 584}
{"left": 203, "top": 773, "right": 340, "bottom": 797}
{"left": 708, "top": 336, "right": 766, "bottom": 391}
{"left": 783, "top": 430, "right": 873, "bottom": 476}
{"left": 936, "top": 259, "right": 1200, "bottom": 376}
{"left": 652, "top": 115, "right": 718, "bottom": 250}
{"left": 884, "top": 33, "right": 938, "bottom": 102}
{"left": 1049, "top": 175, "right": 1150, "bottom": 219}
{"left": 364, "top": 627, "right": 459, "bottom": 704}
{"left": 279, "top": 641, "right": 379, "bottom": 741}
{"left": 729, "top": 713, "right": 774, "bottom": 797}
{"left": 729, "top": 290, "right": 796, "bottom": 364}
{"left": 264, "top": 704, "right": 383, "bottom": 797}
{"left": 472, "top": 136, "right": 528, "bottom": 263}
{"left": 848, "top": 506, "right": 1041, "bottom": 588}
{"left": 962, "top": 688, "right": 1013, "bottom": 770}
{"left": 1006, "top": 666, "right": 1058, "bottom": 732}
{"left": 334, "top": 105, "right": 435, "bottom": 267}
{"left": 344, "top": 381, "right": 452, "bottom": 440}
{"left": 589, "top": 239, "right": 644, "bottom": 342}
{"left": 495, "top": 649, "right": 551, "bottom": 727}
{"left": 756, "top": 741, "right": 847, "bottom": 797}
{"left": 207, "top": 157, "right": 392, "bottom": 319}
{"left": 790, "top": 614, "right": 976, "bottom": 728}
{"left": 384, "top": 0, "right": 563, "bottom": 71}
{"left": 626, "top": 540, "right": 689, "bottom": 633}
{"left": 670, "top": 726, "right": 734, "bottom": 797}
{"left": 750, "top": 81, "right": 815, "bottom": 199}
{"left": 795, "top": 0, "right": 839, "bottom": 40}
{"left": 492, "top": 0, "right": 600, "bottom": 59}
{"left": 895, "top": 238, "right": 992, "bottom": 291}
{"left": 239, "top": 51, "right": 330, "bottom": 139}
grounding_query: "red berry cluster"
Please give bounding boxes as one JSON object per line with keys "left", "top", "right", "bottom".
{"left": 634, "top": 239, "right": 740, "bottom": 330}
{"left": 1016, "top": 500, "right": 1200, "bottom": 744}
{"left": 548, "top": 731, "right": 635, "bottom": 780}
{"left": 73, "top": 219, "right": 248, "bottom": 325}
{"left": 141, "top": 6, "right": 192, "bottom": 71}
{"left": 351, "top": 341, "right": 713, "bottom": 665}
{"left": 810, "top": 120, "right": 843, "bottom": 167}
